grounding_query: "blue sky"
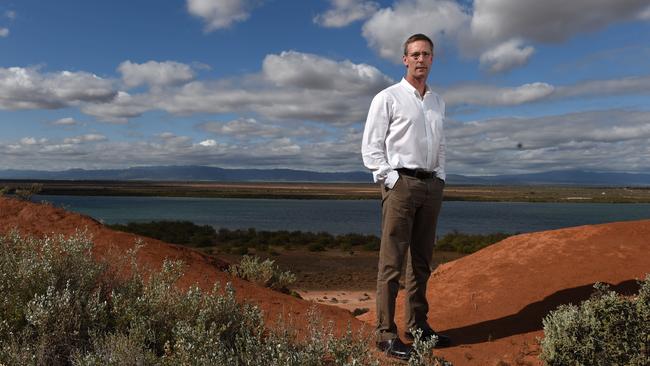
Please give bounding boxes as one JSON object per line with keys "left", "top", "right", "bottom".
{"left": 1, "top": 0, "right": 649, "bottom": 175}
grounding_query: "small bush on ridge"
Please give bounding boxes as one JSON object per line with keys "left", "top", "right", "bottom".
{"left": 227, "top": 255, "right": 296, "bottom": 292}
{"left": 540, "top": 277, "right": 650, "bottom": 366}
{"left": 18, "top": 183, "right": 44, "bottom": 201}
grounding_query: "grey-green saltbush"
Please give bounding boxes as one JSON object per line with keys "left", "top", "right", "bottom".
{"left": 227, "top": 255, "right": 296, "bottom": 292}
{"left": 540, "top": 276, "right": 650, "bottom": 366}
{"left": 407, "top": 328, "right": 453, "bottom": 366}
{"left": 0, "top": 231, "right": 383, "bottom": 365}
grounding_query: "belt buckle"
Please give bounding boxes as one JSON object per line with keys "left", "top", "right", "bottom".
{"left": 416, "top": 169, "right": 434, "bottom": 179}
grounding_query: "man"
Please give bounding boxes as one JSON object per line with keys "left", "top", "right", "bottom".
{"left": 361, "top": 33, "right": 451, "bottom": 360}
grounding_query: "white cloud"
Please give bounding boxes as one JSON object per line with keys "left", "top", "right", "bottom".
{"left": 6, "top": 54, "right": 647, "bottom": 128}
{"left": 201, "top": 118, "right": 280, "bottom": 138}
{"left": 1, "top": 129, "right": 365, "bottom": 172}
{"left": 262, "top": 51, "right": 393, "bottom": 94}
{"left": 639, "top": 5, "right": 650, "bottom": 20}
{"left": 314, "top": 0, "right": 379, "bottom": 27}
{"left": 71, "top": 54, "right": 650, "bottom": 125}
{"left": 157, "top": 132, "right": 176, "bottom": 139}
{"left": 19, "top": 137, "right": 48, "bottom": 146}
{"left": 199, "top": 139, "right": 217, "bottom": 147}
{"left": 555, "top": 75, "right": 650, "bottom": 99}
{"left": 156, "top": 81, "right": 376, "bottom": 124}
{"left": 479, "top": 39, "right": 535, "bottom": 73}
{"left": 0, "top": 28, "right": 9, "bottom": 37}
{"left": 81, "top": 134, "right": 107, "bottom": 142}
{"left": 63, "top": 134, "right": 107, "bottom": 144}
{"left": 151, "top": 51, "right": 393, "bottom": 124}
{"left": 443, "top": 75, "right": 650, "bottom": 107}
{"left": 5, "top": 10, "right": 16, "bottom": 19}
{"left": 154, "top": 132, "right": 193, "bottom": 147}
{"left": 200, "top": 118, "right": 321, "bottom": 140}
{"left": 0, "top": 67, "right": 116, "bottom": 110}
{"left": 361, "top": 0, "right": 650, "bottom": 72}
{"left": 20, "top": 137, "right": 37, "bottom": 146}
{"left": 79, "top": 51, "right": 391, "bottom": 124}
{"left": 471, "top": 0, "right": 650, "bottom": 44}
{"left": 118, "top": 60, "right": 196, "bottom": 88}
{"left": 51, "top": 117, "right": 78, "bottom": 126}
{"left": 6, "top": 108, "right": 650, "bottom": 174}
{"left": 362, "top": 0, "right": 469, "bottom": 62}
{"left": 445, "top": 109, "right": 650, "bottom": 174}
{"left": 81, "top": 91, "right": 152, "bottom": 123}
{"left": 444, "top": 82, "right": 555, "bottom": 107}
{"left": 187, "top": 0, "right": 263, "bottom": 31}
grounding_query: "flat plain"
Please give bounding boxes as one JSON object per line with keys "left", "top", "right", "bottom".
{"left": 3, "top": 179, "right": 650, "bottom": 202}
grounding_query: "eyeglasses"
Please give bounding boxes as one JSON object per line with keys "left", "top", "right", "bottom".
{"left": 407, "top": 51, "right": 432, "bottom": 60}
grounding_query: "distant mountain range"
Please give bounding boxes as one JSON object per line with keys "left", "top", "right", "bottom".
{"left": 0, "top": 166, "right": 372, "bottom": 183}
{"left": 1, "top": 166, "right": 649, "bottom": 186}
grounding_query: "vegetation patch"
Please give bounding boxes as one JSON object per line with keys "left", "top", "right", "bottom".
{"left": 109, "top": 220, "right": 512, "bottom": 255}
{"left": 108, "top": 220, "right": 216, "bottom": 247}
{"left": 540, "top": 277, "right": 650, "bottom": 366}
{"left": 227, "top": 255, "right": 296, "bottom": 293}
{"left": 435, "top": 230, "right": 513, "bottom": 254}
{"left": 0, "top": 183, "right": 43, "bottom": 201}
{"left": 0, "top": 231, "right": 396, "bottom": 365}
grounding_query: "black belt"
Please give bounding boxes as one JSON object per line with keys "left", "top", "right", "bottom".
{"left": 396, "top": 168, "right": 436, "bottom": 179}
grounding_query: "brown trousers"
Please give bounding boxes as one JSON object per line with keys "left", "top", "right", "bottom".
{"left": 376, "top": 173, "right": 444, "bottom": 341}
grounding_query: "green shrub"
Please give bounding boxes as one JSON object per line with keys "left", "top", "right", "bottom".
{"left": 435, "top": 230, "right": 512, "bottom": 254}
{"left": 362, "top": 236, "right": 381, "bottom": 251}
{"left": 108, "top": 221, "right": 511, "bottom": 256}
{"left": 12, "top": 183, "right": 43, "bottom": 201}
{"left": 0, "top": 231, "right": 388, "bottom": 366}
{"left": 540, "top": 276, "right": 650, "bottom": 366}
{"left": 230, "top": 246, "right": 249, "bottom": 255}
{"left": 407, "top": 328, "right": 453, "bottom": 366}
{"left": 108, "top": 221, "right": 216, "bottom": 247}
{"left": 308, "top": 242, "right": 326, "bottom": 252}
{"left": 227, "top": 255, "right": 296, "bottom": 292}
{"left": 0, "top": 231, "right": 111, "bottom": 365}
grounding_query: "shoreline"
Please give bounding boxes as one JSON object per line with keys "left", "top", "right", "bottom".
{"left": 3, "top": 179, "right": 650, "bottom": 203}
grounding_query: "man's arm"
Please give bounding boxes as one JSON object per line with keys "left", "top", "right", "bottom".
{"left": 361, "top": 93, "right": 399, "bottom": 188}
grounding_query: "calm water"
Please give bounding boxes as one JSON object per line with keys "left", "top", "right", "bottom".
{"left": 33, "top": 195, "right": 650, "bottom": 236}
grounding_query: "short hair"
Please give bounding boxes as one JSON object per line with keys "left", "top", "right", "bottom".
{"left": 403, "top": 34, "right": 434, "bottom": 55}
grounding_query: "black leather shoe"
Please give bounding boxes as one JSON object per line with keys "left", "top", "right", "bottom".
{"left": 376, "top": 338, "right": 412, "bottom": 360}
{"left": 404, "top": 328, "right": 452, "bottom": 348}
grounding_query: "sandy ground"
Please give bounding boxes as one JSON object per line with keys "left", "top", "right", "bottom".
{"left": 2, "top": 196, "right": 649, "bottom": 365}
{"left": 219, "top": 248, "right": 464, "bottom": 316}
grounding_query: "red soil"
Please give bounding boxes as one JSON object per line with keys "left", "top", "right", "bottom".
{"left": 2, "top": 196, "right": 648, "bottom": 365}
{"left": 360, "top": 217, "right": 650, "bottom": 365}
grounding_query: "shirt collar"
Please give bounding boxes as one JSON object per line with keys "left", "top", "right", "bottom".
{"left": 400, "top": 78, "right": 431, "bottom": 98}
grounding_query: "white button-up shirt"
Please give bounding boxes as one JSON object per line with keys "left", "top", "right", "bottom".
{"left": 361, "top": 78, "right": 446, "bottom": 188}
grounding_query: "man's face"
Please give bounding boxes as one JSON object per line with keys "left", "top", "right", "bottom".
{"left": 402, "top": 40, "right": 433, "bottom": 81}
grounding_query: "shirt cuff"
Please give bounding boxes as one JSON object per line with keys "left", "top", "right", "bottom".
{"left": 384, "top": 170, "right": 400, "bottom": 189}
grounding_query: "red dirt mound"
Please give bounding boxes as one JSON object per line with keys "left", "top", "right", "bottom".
{"left": 0, "top": 197, "right": 366, "bottom": 339}
{"left": 360, "top": 218, "right": 650, "bottom": 365}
